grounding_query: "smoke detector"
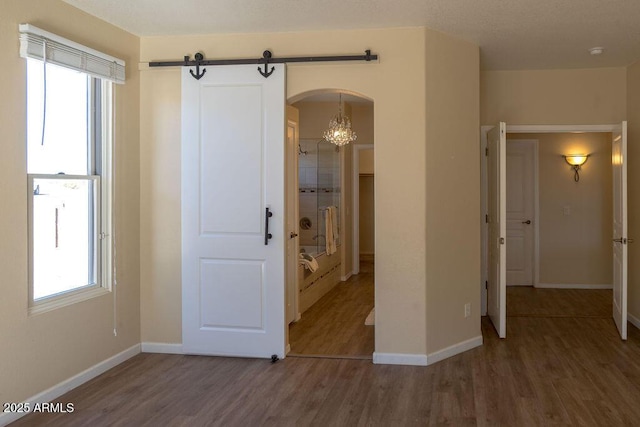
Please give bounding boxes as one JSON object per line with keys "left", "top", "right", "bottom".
{"left": 589, "top": 47, "right": 604, "bottom": 56}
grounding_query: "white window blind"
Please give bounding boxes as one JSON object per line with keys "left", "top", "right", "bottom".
{"left": 19, "top": 24, "right": 125, "bottom": 84}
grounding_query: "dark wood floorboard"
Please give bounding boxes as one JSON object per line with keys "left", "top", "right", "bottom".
{"left": 507, "top": 286, "right": 612, "bottom": 318}
{"left": 288, "top": 259, "right": 375, "bottom": 358}
{"left": 13, "top": 289, "right": 640, "bottom": 426}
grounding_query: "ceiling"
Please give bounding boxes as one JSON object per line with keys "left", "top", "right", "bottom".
{"left": 62, "top": 0, "right": 640, "bottom": 70}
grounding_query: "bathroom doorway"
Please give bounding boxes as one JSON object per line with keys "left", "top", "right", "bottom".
{"left": 286, "top": 90, "right": 375, "bottom": 359}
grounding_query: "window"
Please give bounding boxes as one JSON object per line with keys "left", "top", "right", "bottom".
{"left": 20, "top": 24, "right": 124, "bottom": 313}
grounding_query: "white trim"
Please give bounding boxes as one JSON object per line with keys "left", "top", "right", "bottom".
{"left": 507, "top": 124, "right": 621, "bottom": 133}
{"left": 341, "top": 272, "right": 353, "bottom": 281}
{"left": 427, "top": 335, "right": 483, "bottom": 366}
{"left": 29, "top": 287, "right": 110, "bottom": 316}
{"left": 373, "top": 352, "right": 428, "bottom": 366}
{"left": 535, "top": 283, "right": 613, "bottom": 290}
{"left": 0, "top": 344, "right": 140, "bottom": 426}
{"left": 352, "top": 144, "right": 374, "bottom": 276}
{"left": 480, "top": 126, "right": 491, "bottom": 315}
{"left": 286, "top": 344, "right": 291, "bottom": 355}
{"left": 628, "top": 312, "right": 640, "bottom": 330}
{"left": 141, "top": 342, "right": 184, "bottom": 354}
{"left": 19, "top": 24, "right": 125, "bottom": 84}
{"left": 533, "top": 142, "right": 540, "bottom": 287}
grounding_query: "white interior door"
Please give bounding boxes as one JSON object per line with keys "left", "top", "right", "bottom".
{"left": 487, "top": 122, "right": 507, "bottom": 338}
{"left": 286, "top": 105, "right": 300, "bottom": 325}
{"left": 181, "top": 64, "right": 286, "bottom": 358}
{"left": 506, "top": 141, "right": 535, "bottom": 287}
{"left": 612, "top": 121, "right": 628, "bottom": 340}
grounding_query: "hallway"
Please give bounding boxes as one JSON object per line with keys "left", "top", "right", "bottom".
{"left": 289, "top": 259, "right": 374, "bottom": 358}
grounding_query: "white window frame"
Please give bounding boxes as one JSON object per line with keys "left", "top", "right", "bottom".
{"left": 27, "top": 78, "right": 114, "bottom": 315}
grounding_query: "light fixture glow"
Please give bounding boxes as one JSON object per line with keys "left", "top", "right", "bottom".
{"left": 564, "top": 155, "right": 589, "bottom": 166}
{"left": 563, "top": 154, "right": 590, "bottom": 182}
{"left": 323, "top": 93, "right": 357, "bottom": 146}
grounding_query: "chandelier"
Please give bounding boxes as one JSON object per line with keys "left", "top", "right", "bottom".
{"left": 323, "top": 94, "right": 357, "bottom": 146}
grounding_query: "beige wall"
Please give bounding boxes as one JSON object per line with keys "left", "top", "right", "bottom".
{"left": 359, "top": 149, "right": 375, "bottom": 174}
{"left": 425, "top": 30, "right": 481, "bottom": 353}
{"left": 482, "top": 68, "right": 627, "bottom": 125}
{"left": 294, "top": 101, "right": 341, "bottom": 139}
{"left": 352, "top": 104, "right": 375, "bottom": 145}
{"left": 293, "top": 101, "right": 373, "bottom": 145}
{"left": 359, "top": 175, "right": 375, "bottom": 255}
{"left": 140, "top": 27, "right": 480, "bottom": 357}
{"left": 511, "top": 133, "right": 613, "bottom": 285}
{"left": 627, "top": 60, "right": 640, "bottom": 321}
{"left": 139, "top": 27, "right": 429, "bottom": 356}
{"left": 0, "top": 0, "right": 140, "bottom": 403}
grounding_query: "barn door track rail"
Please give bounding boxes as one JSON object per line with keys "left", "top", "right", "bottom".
{"left": 149, "top": 49, "right": 378, "bottom": 80}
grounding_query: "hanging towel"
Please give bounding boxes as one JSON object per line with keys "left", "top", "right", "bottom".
{"left": 330, "top": 206, "right": 338, "bottom": 251}
{"left": 299, "top": 252, "right": 319, "bottom": 272}
{"left": 324, "top": 206, "right": 338, "bottom": 255}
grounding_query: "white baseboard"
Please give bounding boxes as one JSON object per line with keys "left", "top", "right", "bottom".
{"left": 427, "top": 335, "right": 483, "bottom": 366}
{"left": 535, "top": 283, "right": 613, "bottom": 290}
{"left": 141, "top": 342, "right": 184, "bottom": 354}
{"left": 373, "top": 352, "right": 428, "bottom": 366}
{"left": 341, "top": 272, "right": 353, "bottom": 281}
{"left": 629, "top": 312, "right": 640, "bottom": 330}
{"left": 0, "top": 344, "right": 140, "bottom": 426}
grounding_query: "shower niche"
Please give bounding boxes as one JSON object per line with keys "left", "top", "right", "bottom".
{"left": 298, "top": 138, "right": 341, "bottom": 256}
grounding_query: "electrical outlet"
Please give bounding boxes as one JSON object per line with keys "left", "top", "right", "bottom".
{"left": 464, "top": 303, "right": 471, "bottom": 318}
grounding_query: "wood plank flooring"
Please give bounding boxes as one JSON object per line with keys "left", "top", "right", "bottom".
{"left": 288, "top": 259, "right": 375, "bottom": 358}
{"left": 12, "top": 287, "right": 640, "bottom": 426}
{"left": 507, "top": 286, "right": 612, "bottom": 318}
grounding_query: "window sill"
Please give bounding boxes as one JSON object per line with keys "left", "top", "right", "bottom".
{"left": 29, "top": 286, "right": 110, "bottom": 316}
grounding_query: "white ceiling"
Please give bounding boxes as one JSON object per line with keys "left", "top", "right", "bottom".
{"left": 62, "top": 0, "right": 640, "bottom": 70}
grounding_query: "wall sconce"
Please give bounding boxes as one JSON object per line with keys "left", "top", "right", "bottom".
{"left": 563, "top": 154, "right": 590, "bottom": 182}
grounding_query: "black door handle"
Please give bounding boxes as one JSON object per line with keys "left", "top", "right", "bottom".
{"left": 522, "top": 220, "right": 531, "bottom": 225}
{"left": 264, "top": 208, "right": 273, "bottom": 245}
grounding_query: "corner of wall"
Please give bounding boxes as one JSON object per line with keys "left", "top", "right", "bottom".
{"left": 424, "top": 27, "right": 482, "bottom": 356}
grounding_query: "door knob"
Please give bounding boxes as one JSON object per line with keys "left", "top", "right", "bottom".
{"left": 522, "top": 220, "right": 531, "bottom": 225}
{"left": 613, "top": 238, "right": 624, "bottom": 243}
{"left": 290, "top": 232, "right": 298, "bottom": 239}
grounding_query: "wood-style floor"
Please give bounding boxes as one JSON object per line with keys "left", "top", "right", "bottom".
{"left": 13, "top": 288, "right": 640, "bottom": 426}
{"left": 288, "top": 259, "right": 375, "bottom": 358}
{"left": 507, "top": 286, "right": 612, "bottom": 318}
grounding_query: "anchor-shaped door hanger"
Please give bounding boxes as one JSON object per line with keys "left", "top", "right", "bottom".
{"left": 258, "top": 50, "right": 275, "bottom": 78}
{"left": 186, "top": 52, "right": 206, "bottom": 80}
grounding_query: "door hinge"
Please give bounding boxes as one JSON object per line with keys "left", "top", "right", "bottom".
{"left": 99, "top": 232, "right": 109, "bottom": 240}
{"left": 485, "top": 280, "right": 488, "bottom": 290}
{"left": 485, "top": 147, "right": 489, "bottom": 156}
{"left": 485, "top": 214, "right": 489, "bottom": 223}
{"left": 499, "top": 237, "right": 505, "bottom": 245}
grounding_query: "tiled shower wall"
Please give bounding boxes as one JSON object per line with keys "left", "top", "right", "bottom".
{"left": 298, "top": 139, "right": 340, "bottom": 253}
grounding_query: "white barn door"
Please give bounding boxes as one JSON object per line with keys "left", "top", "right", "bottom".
{"left": 487, "top": 122, "right": 507, "bottom": 338}
{"left": 612, "top": 121, "right": 628, "bottom": 340}
{"left": 181, "top": 65, "right": 286, "bottom": 358}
